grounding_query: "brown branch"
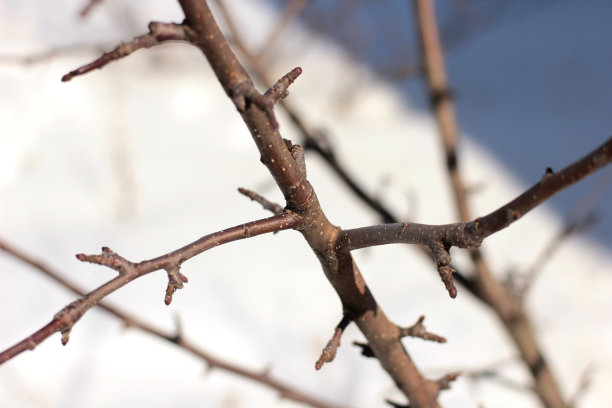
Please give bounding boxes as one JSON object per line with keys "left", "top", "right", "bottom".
{"left": 62, "top": 22, "right": 193, "bottom": 82}
{"left": 238, "top": 187, "right": 285, "bottom": 214}
{"left": 337, "top": 137, "right": 612, "bottom": 254}
{"left": 214, "top": 0, "right": 398, "bottom": 224}
{"left": 0, "top": 239, "right": 346, "bottom": 408}
{"left": 177, "top": 2, "right": 443, "bottom": 406}
{"left": 0, "top": 213, "right": 300, "bottom": 364}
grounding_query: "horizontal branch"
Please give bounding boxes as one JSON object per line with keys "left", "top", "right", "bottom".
{"left": 0, "top": 239, "right": 345, "bottom": 408}
{"left": 62, "top": 22, "right": 193, "bottom": 82}
{"left": 0, "top": 213, "right": 300, "bottom": 364}
{"left": 337, "top": 137, "right": 612, "bottom": 252}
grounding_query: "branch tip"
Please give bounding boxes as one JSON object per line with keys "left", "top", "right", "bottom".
{"left": 62, "top": 22, "right": 191, "bottom": 82}
{"left": 399, "top": 315, "right": 446, "bottom": 343}
{"left": 315, "top": 315, "right": 351, "bottom": 370}
{"left": 428, "top": 242, "right": 457, "bottom": 298}
{"left": 75, "top": 247, "right": 132, "bottom": 274}
{"left": 164, "top": 265, "right": 188, "bottom": 305}
{"left": 435, "top": 371, "right": 461, "bottom": 391}
{"left": 238, "top": 187, "right": 284, "bottom": 215}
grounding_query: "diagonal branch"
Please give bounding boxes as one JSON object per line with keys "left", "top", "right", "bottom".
{"left": 176, "top": 1, "right": 445, "bottom": 406}
{"left": 0, "top": 239, "right": 346, "bottom": 408}
{"left": 337, "top": 130, "right": 611, "bottom": 293}
{"left": 62, "top": 22, "right": 194, "bottom": 82}
{"left": 0, "top": 213, "right": 300, "bottom": 364}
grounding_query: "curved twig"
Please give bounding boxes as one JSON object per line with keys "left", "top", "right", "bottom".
{"left": 0, "top": 239, "right": 346, "bottom": 408}
{"left": 0, "top": 213, "right": 300, "bottom": 364}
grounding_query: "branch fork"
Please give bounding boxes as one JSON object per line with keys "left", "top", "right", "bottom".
{"left": 231, "top": 67, "right": 303, "bottom": 129}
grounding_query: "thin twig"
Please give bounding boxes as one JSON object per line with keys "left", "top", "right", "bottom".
{"left": 0, "top": 214, "right": 300, "bottom": 364}
{"left": 315, "top": 315, "right": 351, "bottom": 370}
{"left": 62, "top": 22, "right": 193, "bottom": 82}
{"left": 0, "top": 239, "right": 346, "bottom": 408}
{"left": 398, "top": 316, "right": 446, "bottom": 343}
{"left": 337, "top": 137, "right": 612, "bottom": 250}
{"left": 238, "top": 187, "right": 284, "bottom": 214}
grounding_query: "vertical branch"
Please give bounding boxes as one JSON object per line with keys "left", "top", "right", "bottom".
{"left": 413, "top": 0, "right": 469, "bottom": 222}
{"left": 411, "top": 1, "right": 568, "bottom": 407}
{"left": 177, "top": 1, "right": 444, "bottom": 406}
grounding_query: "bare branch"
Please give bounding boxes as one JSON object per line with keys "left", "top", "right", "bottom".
{"left": 0, "top": 239, "right": 346, "bottom": 408}
{"left": 337, "top": 137, "right": 612, "bottom": 252}
{"left": 62, "top": 22, "right": 193, "bottom": 82}
{"left": 214, "top": 0, "right": 398, "bottom": 224}
{"left": 399, "top": 316, "right": 446, "bottom": 343}
{"left": 0, "top": 213, "right": 300, "bottom": 364}
{"left": 238, "top": 187, "right": 284, "bottom": 214}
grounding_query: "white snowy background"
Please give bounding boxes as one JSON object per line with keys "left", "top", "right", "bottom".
{"left": 1, "top": 1, "right": 611, "bottom": 407}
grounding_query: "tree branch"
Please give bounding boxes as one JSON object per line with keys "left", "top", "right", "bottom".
{"left": 177, "top": 1, "right": 444, "bottom": 406}
{"left": 0, "top": 213, "right": 299, "bottom": 364}
{"left": 62, "top": 22, "right": 193, "bottom": 82}
{"left": 411, "top": 0, "right": 585, "bottom": 406}
{"left": 338, "top": 137, "right": 611, "bottom": 253}
{"left": 0, "top": 239, "right": 346, "bottom": 408}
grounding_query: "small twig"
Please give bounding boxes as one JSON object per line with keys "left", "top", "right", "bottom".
{"left": 0, "top": 213, "right": 300, "bottom": 364}
{"left": 0, "top": 239, "right": 345, "bottom": 408}
{"left": 214, "top": 0, "right": 398, "bottom": 224}
{"left": 435, "top": 371, "right": 461, "bottom": 390}
{"left": 238, "top": 187, "right": 284, "bottom": 215}
{"left": 315, "top": 315, "right": 351, "bottom": 370}
{"left": 79, "top": 0, "right": 104, "bottom": 18}
{"left": 336, "top": 137, "right": 612, "bottom": 257}
{"left": 62, "top": 22, "right": 193, "bottom": 82}
{"left": 398, "top": 316, "right": 446, "bottom": 343}
{"left": 255, "top": 66, "right": 303, "bottom": 129}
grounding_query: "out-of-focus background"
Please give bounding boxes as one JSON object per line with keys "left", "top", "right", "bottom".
{"left": 1, "top": 0, "right": 611, "bottom": 407}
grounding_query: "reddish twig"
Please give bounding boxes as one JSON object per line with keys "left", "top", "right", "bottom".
{"left": 62, "top": 22, "right": 194, "bottom": 82}
{"left": 0, "top": 239, "right": 346, "bottom": 408}
{"left": 399, "top": 316, "right": 446, "bottom": 343}
{"left": 0, "top": 213, "right": 300, "bottom": 364}
{"left": 315, "top": 315, "right": 351, "bottom": 370}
